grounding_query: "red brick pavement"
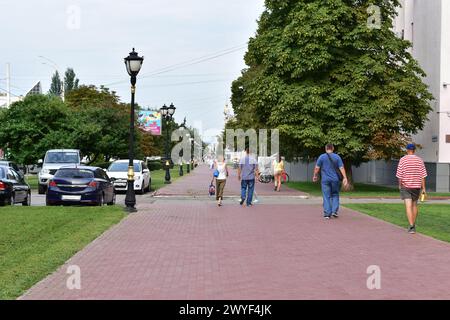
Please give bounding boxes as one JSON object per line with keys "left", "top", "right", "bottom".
{"left": 155, "top": 165, "right": 307, "bottom": 197}
{"left": 21, "top": 198, "right": 450, "bottom": 300}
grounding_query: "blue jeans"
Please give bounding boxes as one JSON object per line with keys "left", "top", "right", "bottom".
{"left": 241, "top": 179, "right": 255, "bottom": 206}
{"left": 321, "top": 181, "right": 341, "bottom": 217}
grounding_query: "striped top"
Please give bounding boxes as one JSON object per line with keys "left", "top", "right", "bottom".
{"left": 396, "top": 155, "right": 427, "bottom": 189}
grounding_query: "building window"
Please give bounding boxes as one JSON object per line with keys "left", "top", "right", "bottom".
{"left": 446, "top": 135, "right": 450, "bottom": 144}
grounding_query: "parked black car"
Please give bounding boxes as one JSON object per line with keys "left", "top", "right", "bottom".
{"left": 46, "top": 166, "right": 116, "bottom": 206}
{"left": 0, "top": 160, "right": 26, "bottom": 177}
{"left": 0, "top": 165, "right": 31, "bottom": 206}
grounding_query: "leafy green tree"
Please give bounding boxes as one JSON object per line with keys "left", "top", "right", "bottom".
{"left": 64, "top": 68, "right": 80, "bottom": 96}
{"left": 0, "top": 95, "right": 73, "bottom": 164}
{"left": 229, "top": 0, "right": 433, "bottom": 187}
{"left": 65, "top": 85, "right": 132, "bottom": 163}
{"left": 48, "top": 71, "right": 63, "bottom": 97}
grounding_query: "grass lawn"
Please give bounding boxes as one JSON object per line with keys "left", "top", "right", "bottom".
{"left": 288, "top": 181, "right": 450, "bottom": 198}
{"left": 345, "top": 203, "right": 450, "bottom": 243}
{"left": 25, "top": 175, "right": 38, "bottom": 190}
{"left": 151, "top": 165, "right": 188, "bottom": 191}
{"left": 0, "top": 206, "right": 125, "bottom": 300}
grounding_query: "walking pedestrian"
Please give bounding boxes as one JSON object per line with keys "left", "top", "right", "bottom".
{"left": 238, "top": 147, "right": 259, "bottom": 207}
{"left": 214, "top": 156, "right": 228, "bottom": 207}
{"left": 396, "top": 143, "right": 427, "bottom": 234}
{"left": 313, "top": 144, "right": 349, "bottom": 220}
{"left": 272, "top": 155, "right": 285, "bottom": 192}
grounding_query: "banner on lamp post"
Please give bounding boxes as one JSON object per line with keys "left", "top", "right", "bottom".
{"left": 138, "top": 110, "right": 162, "bottom": 136}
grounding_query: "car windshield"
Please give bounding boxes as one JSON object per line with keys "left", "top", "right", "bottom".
{"left": 108, "top": 162, "right": 140, "bottom": 172}
{"left": 45, "top": 152, "right": 80, "bottom": 164}
{"left": 0, "top": 167, "right": 6, "bottom": 179}
{"left": 55, "top": 169, "right": 94, "bottom": 179}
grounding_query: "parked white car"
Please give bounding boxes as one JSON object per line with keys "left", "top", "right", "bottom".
{"left": 107, "top": 160, "right": 151, "bottom": 194}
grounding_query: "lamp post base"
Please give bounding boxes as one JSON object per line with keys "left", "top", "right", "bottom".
{"left": 165, "top": 168, "right": 171, "bottom": 184}
{"left": 125, "top": 206, "right": 138, "bottom": 213}
{"left": 124, "top": 179, "right": 137, "bottom": 213}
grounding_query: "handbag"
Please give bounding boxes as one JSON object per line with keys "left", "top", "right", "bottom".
{"left": 420, "top": 191, "right": 427, "bottom": 203}
{"left": 326, "top": 153, "right": 344, "bottom": 181}
{"left": 209, "top": 177, "right": 216, "bottom": 196}
{"left": 213, "top": 169, "right": 220, "bottom": 178}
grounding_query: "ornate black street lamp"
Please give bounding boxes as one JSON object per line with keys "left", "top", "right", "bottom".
{"left": 186, "top": 133, "right": 191, "bottom": 174}
{"left": 190, "top": 138, "right": 195, "bottom": 170}
{"left": 160, "top": 103, "right": 176, "bottom": 184}
{"left": 124, "top": 48, "right": 144, "bottom": 213}
{"left": 178, "top": 121, "right": 187, "bottom": 177}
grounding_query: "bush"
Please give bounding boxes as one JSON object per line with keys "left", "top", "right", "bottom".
{"left": 148, "top": 161, "right": 162, "bottom": 171}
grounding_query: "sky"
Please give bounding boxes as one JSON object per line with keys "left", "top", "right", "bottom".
{"left": 0, "top": 0, "right": 265, "bottom": 140}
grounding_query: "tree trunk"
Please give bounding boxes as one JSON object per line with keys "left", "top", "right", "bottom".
{"left": 343, "top": 159, "right": 354, "bottom": 191}
{"left": 88, "top": 154, "right": 99, "bottom": 165}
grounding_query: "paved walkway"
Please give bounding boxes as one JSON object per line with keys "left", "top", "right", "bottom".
{"left": 154, "top": 165, "right": 308, "bottom": 197}
{"left": 21, "top": 166, "right": 450, "bottom": 300}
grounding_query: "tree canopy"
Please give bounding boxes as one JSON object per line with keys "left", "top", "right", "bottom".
{"left": 64, "top": 68, "right": 80, "bottom": 97}
{"left": 48, "top": 71, "right": 63, "bottom": 97}
{"left": 228, "top": 0, "right": 433, "bottom": 173}
{"left": 0, "top": 95, "right": 72, "bottom": 164}
{"left": 0, "top": 86, "right": 193, "bottom": 166}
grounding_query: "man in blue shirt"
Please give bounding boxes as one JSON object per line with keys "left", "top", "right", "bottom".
{"left": 313, "top": 144, "right": 349, "bottom": 220}
{"left": 238, "top": 147, "right": 259, "bottom": 207}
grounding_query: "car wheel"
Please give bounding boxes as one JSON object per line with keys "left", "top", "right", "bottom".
{"left": 108, "top": 192, "right": 116, "bottom": 206}
{"left": 22, "top": 192, "right": 31, "bottom": 206}
{"left": 38, "top": 184, "right": 46, "bottom": 195}
{"left": 146, "top": 179, "right": 152, "bottom": 192}
{"left": 138, "top": 182, "right": 145, "bottom": 195}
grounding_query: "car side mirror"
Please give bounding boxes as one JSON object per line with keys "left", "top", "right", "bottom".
{"left": 38, "top": 159, "right": 43, "bottom": 164}
{"left": 143, "top": 169, "right": 150, "bottom": 174}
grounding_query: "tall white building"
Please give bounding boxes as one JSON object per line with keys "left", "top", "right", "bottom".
{"left": 392, "top": 0, "right": 450, "bottom": 191}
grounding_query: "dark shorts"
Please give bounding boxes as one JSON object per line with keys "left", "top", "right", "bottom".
{"left": 400, "top": 188, "right": 421, "bottom": 202}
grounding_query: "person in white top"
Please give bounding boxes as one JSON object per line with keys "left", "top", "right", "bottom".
{"left": 214, "top": 156, "right": 228, "bottom": 207}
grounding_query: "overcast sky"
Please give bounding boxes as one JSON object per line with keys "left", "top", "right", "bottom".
{"left": 0, "top": 0, "right": 265, "bottom": 138}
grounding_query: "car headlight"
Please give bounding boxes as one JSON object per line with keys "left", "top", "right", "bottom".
{"left": 41, "top": 169, "right": 50, "bottom": 175}
{"left": 135, "top": 175, "right": 141, "bottom": 180}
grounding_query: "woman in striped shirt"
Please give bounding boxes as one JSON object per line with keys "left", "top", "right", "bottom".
{"left": 396, "top": 144, "right": 427, "bottom": 234}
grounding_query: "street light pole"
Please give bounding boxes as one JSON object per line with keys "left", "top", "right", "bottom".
{"left": 186, "top": 133, "right": 191, "bottom": 174}
{"left": 191, "top": 138, "right": 195, "bottom": 170}
{"left": 124, "top": 48, "right": 144, "bottom": 213}
{"left": 160, "top": 103, "right": 176, "bottom": 184}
